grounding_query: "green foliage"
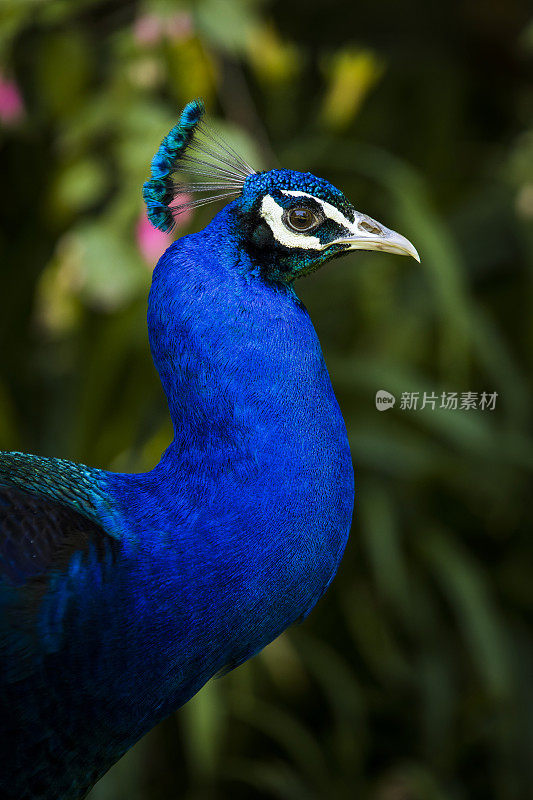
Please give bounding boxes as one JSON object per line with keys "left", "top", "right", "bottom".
{"left": 0, "top": 1, "right": 532, "bottom": 798}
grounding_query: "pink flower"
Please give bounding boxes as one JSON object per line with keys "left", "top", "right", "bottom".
{"left": 167, "top": 12, "right": 193, "bottom": 42}
{"left": 133, "top": 14, "right": 164, "bottom": 46}
{"left": 169, "top": 193, "right": 193, "bottom": 228}
{"left": 134, "top": 11, "right": 193, "bottom": 47}
{"left": 136, "top": 213, "right": 173, "bottom": 265}
{"left": 136, "top": 197, "right": 192, "bottom": 266}
{"left": 0, "top": 75, "right": 24, "bottom": 125}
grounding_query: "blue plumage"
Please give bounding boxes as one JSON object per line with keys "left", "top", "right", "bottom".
{"left": 0, "top": 102, "right": 419, "bottom": 799}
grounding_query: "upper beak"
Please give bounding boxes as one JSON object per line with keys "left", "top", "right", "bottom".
{"left": 331, "top": 216, "right": 420, "bottom": 263}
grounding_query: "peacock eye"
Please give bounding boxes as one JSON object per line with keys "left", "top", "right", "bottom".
{"left": 284, "top": 207, "right": 320, "bottom": 233}
{"left": 358, "top": 218, "right": 382, "bottom": 236}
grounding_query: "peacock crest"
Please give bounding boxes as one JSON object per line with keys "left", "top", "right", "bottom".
{"left": 143, "top": 99, "right": 256, "bottom": 232}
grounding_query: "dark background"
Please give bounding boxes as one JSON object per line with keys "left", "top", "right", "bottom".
{"left": 1, "top": 1, "right": 532, "bottom": 798}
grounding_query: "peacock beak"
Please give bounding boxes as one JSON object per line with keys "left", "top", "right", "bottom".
{"left": 331, "top": 215, "right": 420, "bottom": 262}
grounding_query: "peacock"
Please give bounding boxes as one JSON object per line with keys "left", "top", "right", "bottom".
{"left": 0, "top": 99, "right": 419, "bottom": 799}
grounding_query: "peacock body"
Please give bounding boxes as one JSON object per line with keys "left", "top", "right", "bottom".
{"left": 0, "top": 100, "right": 418, "bottom": 799}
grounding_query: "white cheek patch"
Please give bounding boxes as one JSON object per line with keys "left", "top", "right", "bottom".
{"left": 260, "top": 195, "right": 322, "bottom": 250}
{"left": 260, "top": 190, "right": 359, "bottom": 250}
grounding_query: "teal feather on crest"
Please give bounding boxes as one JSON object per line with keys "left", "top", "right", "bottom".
{"left": 143, "top": 99, "right": 255, "bottom": 232}
{"left": 143, "top": 99, "right": 205, "bottom": 232}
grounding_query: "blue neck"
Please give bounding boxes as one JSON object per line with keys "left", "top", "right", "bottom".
{"left": 148, "top": 204, "right": 334, "bottom": 475}
{"left": 136, "top": 201, "right": 354, "bottom": 673}
{"left": 70, "top": 204, "right": 354, "bottom": 776}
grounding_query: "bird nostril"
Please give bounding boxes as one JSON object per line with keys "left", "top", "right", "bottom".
{"left": 358, "top": 219, "right": 382, "bottom": 236}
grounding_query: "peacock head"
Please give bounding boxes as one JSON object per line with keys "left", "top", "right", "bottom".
{"left": 143, "top": 100, "right": 419, "bottom": 283}
{"left": 235, "top": 168, "right": 419, "bottom": 281}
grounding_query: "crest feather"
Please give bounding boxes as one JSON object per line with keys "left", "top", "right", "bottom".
{"left": 143, "top": 99, "right": 255, "bottom": 232}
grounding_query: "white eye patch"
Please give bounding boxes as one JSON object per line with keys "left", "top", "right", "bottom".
{"left": 259, "top": 190, "right": 356, "bottom": 249}
{"left": 260, "top": 195, "right": 322, "bottom": 249}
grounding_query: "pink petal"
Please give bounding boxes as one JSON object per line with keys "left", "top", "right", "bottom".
{"left": 133, "top": 14, "right": 163, "bottom": 46}
{"left": 169, "top": 193, "right": 194, "bottom": 229}
{"left": 166, "top": 12, "right": 194, "bottom": 42}
{"left": 0, "top": 77, "right": 24, "bottom": 124}
{"left": 137, "top": 196, "right": 193, "bottom": 266}
{"left": 136, "top": 213, "right": 173, "bottom": 266}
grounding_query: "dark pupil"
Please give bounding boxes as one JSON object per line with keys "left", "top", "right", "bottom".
{"left": 288, "top": 208, "right": 314, "bottom": 230}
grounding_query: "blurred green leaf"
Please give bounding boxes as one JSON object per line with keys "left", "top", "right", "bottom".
{"left": 49, "top": 157, "right": 109, "bottom": 217}
{"left": 37, "top": 30, "right": 92, "bottom": 118}
{"left": 195, "top": 0, "right": 260, "bottom": 54}
{"left": 420, "top": 528, "right": 510, "bottom": 699}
